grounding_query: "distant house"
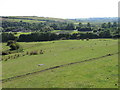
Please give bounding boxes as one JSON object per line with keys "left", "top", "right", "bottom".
{"left": 56, "top": 33, "right": 60, "bottom": 35}
{"left": 74, "top": 30, "right": 78, "bottom": 31}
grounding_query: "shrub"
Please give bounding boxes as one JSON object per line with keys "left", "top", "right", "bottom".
{"left": 14, "top": 32, "right": 17, "bottom": 35}
{"left": 86, "top": 38, "right": 89, "bottom": 41}
{"left": 2, "top": 40, "right": 24, "bottom": 56}
{"left": 30, "top": 51, "right": 38, "bottom": 55}
{"left": 40, "top": 50, "right": 44, "bottom": 54}
{"left": 81, "top": 39, "right": 84, "bottom": 41}
{"left": 60, "top": 37, "right": 67, "bottom": 40}
{"left": 26, "top": 51, "right": 29, "bottom": 55}
{"left": 2, "top": 51, "right": 9, "bottom": 55}
{"left": 7, "top": 40, "right": 20, "bottom": 50}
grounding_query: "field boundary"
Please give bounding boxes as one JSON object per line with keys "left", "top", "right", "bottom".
{"left": 1, "top": 52, "right": 119, "bottom": 83}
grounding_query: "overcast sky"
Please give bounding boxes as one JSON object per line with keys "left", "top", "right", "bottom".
{"left": 0, "top": 0, "right": 119, "bottom": 18}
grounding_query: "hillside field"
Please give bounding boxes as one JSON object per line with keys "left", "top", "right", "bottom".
{"left": 2, "top": 39, "right": 119, "bottom": 88}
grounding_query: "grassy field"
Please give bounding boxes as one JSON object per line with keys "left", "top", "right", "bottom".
{"left": 2, "top": 16, "right": 75, "bottom": 23}
{"left": 4, "top": 19, "right": 46, "bottom": 23}
{"left": 2, "top": 39, "right": 118, "bottom": 88}
{"left": 13, "top": 32, "right": 32, "bottom": 37}
{"left": 51, "top": 30, "right": 87, "bottom": 34}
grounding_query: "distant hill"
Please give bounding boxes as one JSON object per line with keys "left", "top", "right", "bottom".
{"left": 1, "top": 16, "right": 118, "bottom": 32}
{"left": 70, "top": 17, "right": 118, "bottom": 24}
{"left": 1, "top": 16, "right": 77, "bottom": 32}
{"left": 2, "top": 16, "right": 75, "bottom": 23}
{"left": 1, "top": 16, "right": 117, "bottom": 24}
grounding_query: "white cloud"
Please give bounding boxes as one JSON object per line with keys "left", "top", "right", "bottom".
{"left": 0, "top": 0, "right": 119, "bottom": 18}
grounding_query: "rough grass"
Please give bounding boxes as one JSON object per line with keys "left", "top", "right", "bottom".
{"left": 13, "top": 32, "right": 32, "bottom": 37}
{"left": 3, "top": 16, "right": 74, "bottom": 23}
{"left": 4, "top": 19, "right": 46, "bottom": 23}
{"left": 51, "top": 30, "right": 91, "bottom": 34}
{"left": 2, "top": 54, "right": 118, "bottom": 88}
{"left": 2, "top": 39, "right": 118, "bottom": 88}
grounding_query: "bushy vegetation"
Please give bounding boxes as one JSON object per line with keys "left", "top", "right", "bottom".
{"left": 2, "top": 40, "right": 23, "bottom": 55}
{"left": 1, "top": 16, "right": 119, "bottom": 42}
{"left": 6, "top": 40, "right": 20, "bottom": 50}
{"left": 2, "top": 31, "right": 119, "bottom": 42}
{"left": 1, "top": 33, "right": 17, "bottom": 42}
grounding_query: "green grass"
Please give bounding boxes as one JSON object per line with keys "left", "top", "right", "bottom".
{"left": 51, "top": 30, "right": 80, "bottom": 34}
{"left": 2, "top": 54, "right": 118, "bottom": 88}
{"left": 2, "top": 39, "right": 118, "bottom": 88}
{"left": 3, "top": 16, "right": 74, "bottom": 23}
{"left": 13, "top": 32, "right": 32, "bottom": 37}
{"left": 51, "top": 30, "right": 92, "bottom": 34}
{"left": 51, "top": 30, "right": 62, "bottom": 33}
{"left": 3, "top": 18, "right": 46, "bottom": 23}
{"left": 71, "top": 30, "right": 79, "bottom": 34}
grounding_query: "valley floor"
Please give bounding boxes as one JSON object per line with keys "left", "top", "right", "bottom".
{"left": 2, "top": 39, "right": 119, "bottom": 88}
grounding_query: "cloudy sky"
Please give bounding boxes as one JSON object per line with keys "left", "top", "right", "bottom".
{"left": 0, "top": 0, "right": 119, "bottom": 18}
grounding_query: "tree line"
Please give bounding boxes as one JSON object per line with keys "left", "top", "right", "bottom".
{"left": 2, "top": 21, "right": 76, "bottom": 32}
{"left": 1, "top": 17, "right": 119, "bottom": 42}
{"left": 2, "top": 19, "right": 118, "bottom": 33}
{"left": 1, "top": 31, "right": 119, "bottom": 42}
